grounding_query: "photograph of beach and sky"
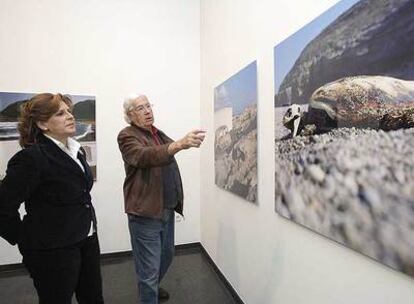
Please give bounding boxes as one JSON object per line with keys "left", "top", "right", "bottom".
{"left": 0, "top": 92, "right": 97, "bottom": 180}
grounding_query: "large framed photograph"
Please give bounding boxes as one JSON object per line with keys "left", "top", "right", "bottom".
{"left": 214, "top": 61, "right": 258, "bottom": 203}
{"left": 0, "top": 92, "right": 97, "bottom": 180}
{"left": 274, "top": 0, "right": 414, "bottom": 277}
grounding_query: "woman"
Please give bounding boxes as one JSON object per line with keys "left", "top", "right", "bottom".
{"left": 0, "top": 93, "right": 104, "bottom": 304}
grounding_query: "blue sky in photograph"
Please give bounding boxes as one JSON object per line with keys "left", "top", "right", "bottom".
{"left": 274, "top": 0, "right": 361, "bottom": 93}
{"left": 214, "top": 61, "right": 257, "bottom": 116}
{"left": 0, "top": 92, "right": 94, "bottom": 111}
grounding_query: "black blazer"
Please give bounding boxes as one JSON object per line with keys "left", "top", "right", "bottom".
{"left": 0, "top": 134, "right": 96, "bottom": 250}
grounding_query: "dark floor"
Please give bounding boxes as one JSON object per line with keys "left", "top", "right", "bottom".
{"left": 0, "top": 247, "right": 238, "bottom": 304}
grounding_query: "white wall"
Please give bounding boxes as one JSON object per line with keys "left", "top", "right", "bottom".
{"left": 0, "top": 0, "right": 200, "bottom": 265}
{"left": 3, "top": 1, "right": 414, "bottom": 302}
{"left": 200, "top": 0, "right": 414, "bottom": 304}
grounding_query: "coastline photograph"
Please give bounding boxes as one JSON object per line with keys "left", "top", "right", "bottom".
{"left": 214, "top": 61, "right": 258, "bottom": 203}
{"left": 0, "top": 92, "right": 97, "bottom": 180}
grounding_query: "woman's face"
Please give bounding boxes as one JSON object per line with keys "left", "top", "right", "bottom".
{"left": 37, "top": 101, "right": 76, "bottom": 143}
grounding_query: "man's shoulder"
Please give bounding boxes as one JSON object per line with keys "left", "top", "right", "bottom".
{"left": 117, "top": 125, "right": 147, "bottom": 142}
{"left": 118, "top": 125, "right": 133, "bottom": 134}
{"left": 118, "top": 125, "right": 139, "bottom": 136}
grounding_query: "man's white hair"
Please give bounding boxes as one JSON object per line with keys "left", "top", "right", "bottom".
{"left": 123, "top": 93, "right": 147, "bottom": 124}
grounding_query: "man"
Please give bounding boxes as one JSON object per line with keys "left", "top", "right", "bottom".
{"left": 117, "top": 94, "right": 205, "bottom": 304}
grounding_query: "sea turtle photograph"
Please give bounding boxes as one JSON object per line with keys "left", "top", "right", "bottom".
{"left": 273, "top": 0, "right": 414, "bottom": 277}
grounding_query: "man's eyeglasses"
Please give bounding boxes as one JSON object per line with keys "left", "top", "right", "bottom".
{"left": 132, "top": 103, "right": 153, "bottom": 113}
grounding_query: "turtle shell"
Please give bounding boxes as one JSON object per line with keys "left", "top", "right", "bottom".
{"left": 307, "top": 75, "right": 414, "bottom": 131}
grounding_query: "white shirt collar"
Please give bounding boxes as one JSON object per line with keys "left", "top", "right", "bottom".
{"left": 43, "top": 134, "right": 81, "bottom": 158}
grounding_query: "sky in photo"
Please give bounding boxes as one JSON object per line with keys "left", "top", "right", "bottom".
{"left": 0, "top": 92, "right": 94, "bottom": 111}
{"left": 274, "top": 0, "right": 361, "bottom": 93}
{"left": 215, "top": 61, "right": 257, "bottom": 116}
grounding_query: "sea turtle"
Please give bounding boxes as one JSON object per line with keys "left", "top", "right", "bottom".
{"left": 283, "top": 75, "right": 414, "bottom": 137}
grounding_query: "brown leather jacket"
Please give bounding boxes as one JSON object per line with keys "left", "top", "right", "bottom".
{"left": 117, "top": 124, "right": 183, "bottom": 219}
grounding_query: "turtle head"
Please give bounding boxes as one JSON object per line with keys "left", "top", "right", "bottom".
{"left": 283, "top": 104, "right": 303, "bottom": 137}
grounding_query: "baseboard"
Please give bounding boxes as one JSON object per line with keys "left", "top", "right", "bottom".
{"left": 100, "top": 250, "right": 133, "bottom": 265}
{"left": 0, "top": 242, "right": 244, "bottom": 303}
{"left": 175, "top": 242, "right": 203, "bottom": 255}
{"left": 99, "top": 242, "right": 203, "bottom": 263}
{"left": 0, "top": 243, "right": 201, "bottom": 273}
{"left": 0, "top": 262, "right": 26, "bottom": 277}
{"left": 199, "top": 245, "right": 245, "bottom": 304}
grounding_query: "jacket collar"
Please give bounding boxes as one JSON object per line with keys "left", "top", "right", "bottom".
{"left": 130, "top": 123, "right": 171, "bottom": 143}
{"left": 43, "top": 134, "right": 82, "bottom": 159}
{"left": 131, "top": 123, "right": 154, "bottom": 134}
{"left": 36, "top": 134, "right": 93, "bottom": 183}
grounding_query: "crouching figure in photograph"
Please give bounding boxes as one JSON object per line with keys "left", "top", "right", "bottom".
{"left": 0, "top": 93, "right": 104, "bottom": 304}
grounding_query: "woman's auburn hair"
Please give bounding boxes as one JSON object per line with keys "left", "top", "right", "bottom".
{"left": 18, "top": 93, "right": 73, "bottom": 147}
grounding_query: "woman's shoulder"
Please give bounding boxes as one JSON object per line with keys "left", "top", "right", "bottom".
{"left": 9, "top": 144, "right": 45, "bottom": 165}
{"left": 4, "top": 144, "right": 45, "bottom": 187}
{"left": 6, "top": 147, "right": 36, "bottom": 173}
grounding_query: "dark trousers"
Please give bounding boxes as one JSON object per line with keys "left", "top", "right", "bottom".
{"left": 21, "top": 234, "right": 104, "bottom": 304}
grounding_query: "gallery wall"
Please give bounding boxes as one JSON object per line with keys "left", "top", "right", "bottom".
{"left": 0, "top": 0, "right": 201, "bottom": 265}
{"left": 200, "top": 0, "right": 414, "bottom": 303}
